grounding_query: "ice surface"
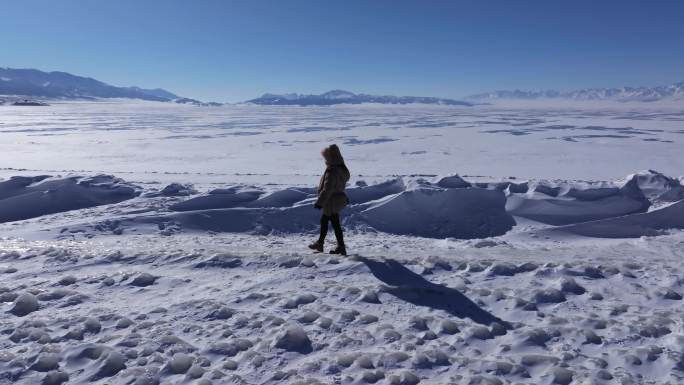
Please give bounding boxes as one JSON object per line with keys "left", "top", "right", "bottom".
{"left": 1, "top": 100, "right": 683, "bottom": 184}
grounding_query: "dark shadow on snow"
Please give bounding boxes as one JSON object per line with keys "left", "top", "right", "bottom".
{"left": 356, "top": 256, "right": 509, "bottom": 327}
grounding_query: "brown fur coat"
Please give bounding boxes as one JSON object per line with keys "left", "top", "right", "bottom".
{"left": 316, "top": 146, "right": 350, "bottom": 215}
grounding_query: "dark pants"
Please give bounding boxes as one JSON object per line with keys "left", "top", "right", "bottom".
{"left": 318, "top": 213, "right": 344, "bottom": 245}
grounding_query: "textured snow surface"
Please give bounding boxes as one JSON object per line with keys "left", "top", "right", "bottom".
{"left": 2, "top": 233, "right": 684, "bottom": 384}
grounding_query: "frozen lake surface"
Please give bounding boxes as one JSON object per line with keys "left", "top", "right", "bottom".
{"left": 1, "top": 100, "right": 683, "bottom": 184}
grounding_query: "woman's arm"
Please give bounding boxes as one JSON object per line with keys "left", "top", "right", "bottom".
{"left": 315, "top": 170, "right": 333, "bottom": 208}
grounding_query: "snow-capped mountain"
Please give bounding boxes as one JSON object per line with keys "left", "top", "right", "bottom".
{"left": 246, "top": 90, "right": 472, "bottom": 106}
{"left": 126, "top": 86, "right": 180, "bottom": 100}
{"left": 174, "top": 97, "right": 223, "bottom": 107}
{"left": 468, "top": 82, "right": 684, "bottom": 102}
{"left": 0, "top": 67, "right": 182, "bottom": 102}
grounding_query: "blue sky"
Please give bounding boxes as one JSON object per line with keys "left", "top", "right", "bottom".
{"left": 2, "top": 0, "right": 683, "bottom": 102}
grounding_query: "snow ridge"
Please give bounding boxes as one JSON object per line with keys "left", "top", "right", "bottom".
{"left": 1, "top": 170, "right": 683, "bottom": 240}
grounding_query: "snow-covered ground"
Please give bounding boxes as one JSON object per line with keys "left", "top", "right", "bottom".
{"left": 1, "top": 100, "right": 684, "bottom": 385}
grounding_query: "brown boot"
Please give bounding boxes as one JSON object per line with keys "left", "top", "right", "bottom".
{"left": 329, "top": 244, "right": 347, "bottom": 256}
{"left": 308, "top": 241, "right": 323, "bottom": 253}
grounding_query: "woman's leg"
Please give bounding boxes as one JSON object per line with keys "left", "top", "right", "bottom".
{"left": 318, "top": 214, "right": 330, "bottom": 243}
{"left": 330, "top": 213, "right": 344, "bottom": 246}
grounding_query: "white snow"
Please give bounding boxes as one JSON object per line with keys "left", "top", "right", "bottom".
{"left": 0, "top": 175, "right": 139, "bottom": 223}
{"left": 0, "top": 100, "right": 684, "bottom": 384}
{"left": 0, "top": 99, "right": 683, "bottom": 183}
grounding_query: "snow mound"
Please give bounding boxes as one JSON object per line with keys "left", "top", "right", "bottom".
{"left": 507, "top": 175, "right": 650, "bottom": 225}
{"left": 0, "top": 175, "right": 139, "bottom": 223}
{"left": 626, "top": 170, "right": 684, "bottom": 205}
{"left": 146, "top": 205, "right": 320, "bottom": 234}
{"left": 435, "top": 174, "right": 472, "bottom": 188}
{"left": 245, "top": 188, "right": 313, "bottom": 208}
{"left": 346, "top": 178, "right": 405, "bottom": 204}
{"left": 169, "top": 186, "right": 262, "bottom": 211}
{"left": 144, "top": 182, "right": 197, "bottom": 197}
{"left": 3, "top": 171, "right": 684, "bottom": 241}
{"left": 133, "top": 182, "right": 514, "bottom": 239}
{"left": 551, "top": 198, "right": 684, "bottom": 238}
{"left": 359, "top": 187, "right": 515, "bottom": 239}
{"left": 64, "top": 344, "right": 127, "bottom": 381}
{"left": 9, "top": 293, "right": 40, "bottom": 316}
{"left": 272, "top": 325, "right": 313, "bottom": 353}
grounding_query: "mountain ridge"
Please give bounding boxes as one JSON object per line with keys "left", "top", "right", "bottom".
{"left": 246, "top": 89, "right": 472, "bottom": 106}
{"left": 0, "top": 67, "right": 214, "bottom": 104}
{"left": 5, "top": 67, "right": 682, "bottom": 105}
{"left": 467, "top": 82, "right": 684, "bottom": 102}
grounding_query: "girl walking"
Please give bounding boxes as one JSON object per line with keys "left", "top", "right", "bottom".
{"left": 309, "top": 144, "right": 350, "bottom": 255}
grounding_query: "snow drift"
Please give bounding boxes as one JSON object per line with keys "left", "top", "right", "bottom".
{"left": 2, "top": 170, "right": 683, "bottom": 240}
{"left": 358, "top": 187, "right": 514, "bottom": 238}
{"left": 128, "top": 170, "right": 684, "bottom": 239}
{"left": 136, "top": 180, "right": 515, "bottom": 239}
{"left": 505, "top": 170, "right": 684, "bottom": 225}
{"left": 550, "top": 199, "right": 684, "bottom": 238}
{"left": 506, "top": 178, "right": 650, "bottom": 225}
{"left": 169, "top": 186, "right": 263, "bottom": 211}
{"left": 0, "top": 175, "right": 140, "bottom": 223}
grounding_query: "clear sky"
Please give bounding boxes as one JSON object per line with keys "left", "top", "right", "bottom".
{"left": 2, "top": 0, "right": 683, "bottom": 102}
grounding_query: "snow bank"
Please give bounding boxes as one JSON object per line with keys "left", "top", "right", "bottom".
{"left": 551, "top": 199, "right": 684, "bottom": 238}
{"left": 345, "top": 178, "right": 405, "bottom": 204}
{"left": 148, "top": 205, "right": 321, "bottom": 234}
{"left": 246, "top": 188, "right": 313, "bottom": 208}
{"left": 507, "top": 194, "right": 648, "bottom": 225}
{"left": 627, "top": 170, "right": 684, "bottom": 205}
{"left": 3, "top": 170, "right": 684, "bottom": 240}
{"left": 507, "top": 175, "right": 650, "bottom": 225}
{"left": 0, "top": 175, "right": 139, "bottom": 223}
{"left": 358, "top": 187, "right": 514, "bottom": 239}
{"left": 134, "top": 179, "right": 514, "bottom": 239}
{"left": 435, "top": 174, "right": 472, "bottom": 188}
{"left": 169, "top": 186, "right": 262, "bottom": 211}
{"left": 144, "top": 182, "right": 197, "bottom": 197}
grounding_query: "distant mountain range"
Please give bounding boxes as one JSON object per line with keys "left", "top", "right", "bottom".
{"left": 468, "top": 82, "right": 684, "bottom": 102}
{"left": 246, "top": 90, "right": 473, "bottom": 106}
{"left": 4, "top": 67, "right": 682, "bottom": 106}
{"left": 0, "top": 67, "right": 221, "bottom": 106}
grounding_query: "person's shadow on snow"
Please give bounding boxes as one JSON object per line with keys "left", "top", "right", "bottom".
{"left": 356, "top": 256, "right": 509, "bottom": 328}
